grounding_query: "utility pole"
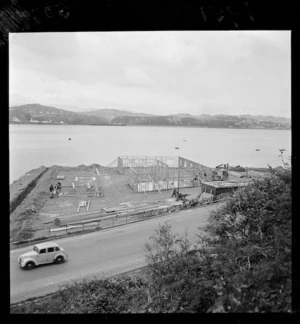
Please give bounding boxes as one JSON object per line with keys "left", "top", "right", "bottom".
{"left": 178, "top": 160, "right": 180, "bottom": 189}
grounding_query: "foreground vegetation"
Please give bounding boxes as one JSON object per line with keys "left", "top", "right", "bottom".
{"left": 11, "top": 167, "right": 291, "bottom": 313}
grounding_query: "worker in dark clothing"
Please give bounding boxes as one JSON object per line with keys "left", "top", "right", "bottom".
{"left": 49, "top": 184, "right": 54, "bottom": 199}
{"left": 171, "top": 188, "right": 177, "bottom": 198}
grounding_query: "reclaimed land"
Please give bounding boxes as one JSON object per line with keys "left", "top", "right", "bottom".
{"left": 9, "top": 162, "right": 268, "bottom": 246}
{"left": 10, "top": 164, "right": 212, "bottom": 245}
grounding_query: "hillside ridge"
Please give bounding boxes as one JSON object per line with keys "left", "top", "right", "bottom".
{"left": 9, "top": 104, "right": 291, "bottom": 129}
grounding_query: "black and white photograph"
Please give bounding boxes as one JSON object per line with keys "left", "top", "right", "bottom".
{"left": 9, "top": 27, "right": 291, "bottom": 313}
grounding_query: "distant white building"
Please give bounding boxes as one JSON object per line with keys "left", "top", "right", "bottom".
{"left": 41, "top": 120, "right": 52, "bottom": 124}
{"left": 30, "top": 118, "right": 39, "bottom": 123}
{"left": 12, "top": 117, "right": 21, "bottom": 122}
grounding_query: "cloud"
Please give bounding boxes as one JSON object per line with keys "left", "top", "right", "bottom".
{"left": 123, "top": 66, "right": 153, "bottom": 87}
{"left": 9, "top": 31, "right": 291, "bottom": 117}
{"left": 11, "top": 32, "right": 79, "bottom": 59}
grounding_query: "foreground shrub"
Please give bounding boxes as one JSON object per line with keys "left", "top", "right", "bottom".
{"left": 144, "top": 223, "right": 217, "bottom": 313}
{"left": 144, "top": 169, "right": 291, "bottom": 313}
{"left": 203, "top": 169, "right": 291, "bottom": 312}
{"left": 11, "top": 275, "right": 148, "bottom": 313}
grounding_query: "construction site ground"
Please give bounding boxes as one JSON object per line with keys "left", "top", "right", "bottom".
{"left": 10, "top": 163, "right": 262, "bottom": 245}
{"left": 9, "top": 165, "right": 212, "bottom": 243}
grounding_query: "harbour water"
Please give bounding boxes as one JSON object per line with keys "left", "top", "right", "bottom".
{"left": 9, "top": 124, "right": 291, "bottom": 184}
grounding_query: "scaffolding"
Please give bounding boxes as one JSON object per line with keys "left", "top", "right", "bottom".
{"left": 115, "top": 155, "right": 211, "bottom": 193}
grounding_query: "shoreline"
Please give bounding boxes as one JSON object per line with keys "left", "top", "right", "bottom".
{"left": 9, "top": 122, "right": 291, "bottom": 131}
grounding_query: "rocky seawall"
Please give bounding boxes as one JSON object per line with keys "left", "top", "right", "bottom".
{"left": 10, "top": 166, "right": 48, "bottom": 214}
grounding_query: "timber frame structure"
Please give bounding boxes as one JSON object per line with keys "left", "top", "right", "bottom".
{"left": 112, "top": 155, "right": 211, "bottom": 193}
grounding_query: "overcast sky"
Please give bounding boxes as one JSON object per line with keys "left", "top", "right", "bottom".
{"left": 9, "top": 31, "right": 291, "bottom": 117}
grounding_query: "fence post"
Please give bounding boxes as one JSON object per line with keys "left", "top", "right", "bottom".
{"left": 83, "top": 223, "right": 85, "bottom": 231}
{"left": 66, "top": 225, "right": 68, "bottom": 234}
{"left": 113, "top": 217, "right": 114, "bottom": 226}
{"left": 49, "top": 227, "right": 50, "bottom": 237}
{"left": 98, "top": 220, "right": 100, "bottom": 229}
{"left": 126, "top": 215, "right": 127, "bottom": 223}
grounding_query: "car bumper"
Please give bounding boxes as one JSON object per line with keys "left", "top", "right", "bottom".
{"left": 18, "top": 259, "right": 26, "bottom": 268}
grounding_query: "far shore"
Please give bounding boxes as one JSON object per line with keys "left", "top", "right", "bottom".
{"left": 9, "top": 122, "right": 291, "bottom": 131}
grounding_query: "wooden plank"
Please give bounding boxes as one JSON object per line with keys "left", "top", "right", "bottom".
{"left": 129, "top": 166, "right": 138, "bottom": 174}
{"left": 103, "top": 206, "right": 128, "bottom": 212}
{"left": 87, "top": 200, "right": 90, "bottom": 211}
{"left": 95, "top": 183, "right": 99, "bottom": 196}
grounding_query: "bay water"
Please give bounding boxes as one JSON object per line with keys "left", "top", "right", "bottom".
{"left": 9, "top": 124, "right": 291, "bottom": 184}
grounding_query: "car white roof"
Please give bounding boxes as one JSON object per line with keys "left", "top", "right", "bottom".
{"left": 33, "top": 241, "right": 60, "bottom": 249}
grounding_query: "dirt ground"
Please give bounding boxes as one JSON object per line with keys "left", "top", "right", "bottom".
{"left": 39, "top": 166, "right": 208, "bottom": 228}
{"left": 10, "top": 165, "right": 205, "bottom": 242}
{"left": 10, "top": 162, "right": 259, "bottom": 243}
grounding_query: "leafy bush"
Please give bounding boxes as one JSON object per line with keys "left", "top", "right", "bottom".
{"left": 144, "top": 223, "right": 217, "bottom": 313}
{"left": 144, "top": 169, "right": 291, "bottom": 313}
{"left": 203, "top": 170, "right": 291, "bottom": 312}
{"left": 11, "top": 275, "right": 148, "bottom": 313}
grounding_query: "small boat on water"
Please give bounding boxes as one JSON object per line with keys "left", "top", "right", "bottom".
{"left": 255, "top": 149, "right": 260, "bottom": 151}
{"left": 175, "top": 147, "right": 180, "bottom": 150}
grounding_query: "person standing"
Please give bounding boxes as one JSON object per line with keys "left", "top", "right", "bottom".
{"left": 49, "top": 184, "right": 54, "bottom": 198}
{"left": 171, "top": 187, "right": 177, "bottom": 197}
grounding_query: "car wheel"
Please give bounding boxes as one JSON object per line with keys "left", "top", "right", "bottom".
{"left": 25, "top": 261, "right": 35, "bottom": 270}
{"left": 55, "top": 256, "right": 64, "bottom": 264}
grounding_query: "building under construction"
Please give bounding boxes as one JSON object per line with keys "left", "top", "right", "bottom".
{"left": 112, "top": 155, "right": 212, "bottom": 193}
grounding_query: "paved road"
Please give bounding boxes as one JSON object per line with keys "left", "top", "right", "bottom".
{"left": 10, "top": 204, "right": 220, "bottom": 304}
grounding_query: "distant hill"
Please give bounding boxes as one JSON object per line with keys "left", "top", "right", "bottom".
{"left": 110, "top": 114, "right": 290, "bottom": 129}
{"left": 9, "top": 104, "right": 108, "bottom": 125}
{"left": 240, "top": 114, "right": 291, "bottom": 125}
{"left": 81, "top": 109, "right": 157, "bottom": 122}
{"left": 9, "top": 104, "right": 291, "bottom": 129}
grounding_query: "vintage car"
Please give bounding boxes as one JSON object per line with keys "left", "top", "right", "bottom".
{"left": 18, "top": 241, "right": 68, "bottom": 270}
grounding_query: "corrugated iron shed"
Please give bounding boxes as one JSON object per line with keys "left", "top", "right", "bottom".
{"left": 202, "top": 180, "right": 251, "bottom": 195}
{"left": 202, "top": 180, "right": 251, "bottom": 189}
